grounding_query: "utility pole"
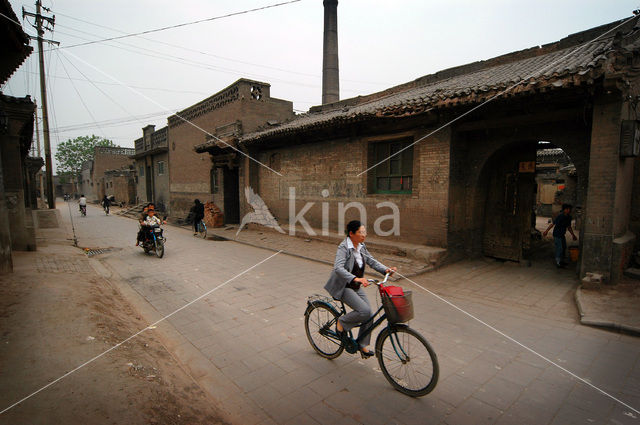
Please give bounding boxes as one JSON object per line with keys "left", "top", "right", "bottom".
{"left": 23, "top": 1, "right": 58, "bottom": 209}
{"left": 34, "top": 105, "right": 45, "bottom": 203}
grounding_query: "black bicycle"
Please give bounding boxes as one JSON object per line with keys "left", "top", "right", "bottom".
{"left": 304, "top": 273, "right": 439, "bottom": 397}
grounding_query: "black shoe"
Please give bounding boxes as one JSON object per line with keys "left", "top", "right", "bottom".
{"left": 556, "top": 262, "right": 565, "bottom": 268}
{"left": 359, "top": 349, "right": 374, "bottom": 359}
{"left": 560, "top": 261, "right": 568, "bottom": 266}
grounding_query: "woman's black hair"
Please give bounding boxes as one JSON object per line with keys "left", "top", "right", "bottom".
{"left": 194, "top": 199, "right": 201, "bottom": 204}
{"left": 346, "top": 220, "right": 362, "bottom": 236}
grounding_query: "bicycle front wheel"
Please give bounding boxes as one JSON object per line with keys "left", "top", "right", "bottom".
{"left": 375, "top": 325, "right": 438, "bottom": 397}
{"left": 304, "top": 302, "right": 344, "bottom": 359}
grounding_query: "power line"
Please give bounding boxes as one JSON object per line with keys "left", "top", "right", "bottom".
{"left": 50, "top": 25, "right": 332, "bottom": 91}
{"left": 52, "top": 11, "right": 388, "bottom": 87}
{"left": 55, "top": 50, "right": 150, "bottom": 132}
{"left": 58, "top": 0, "right": 303, "bottom": 49}
{"left": 50, "top": 110, "right": 172, "bottom": 133}
{"left": 55, "top": 49, "right": 106, "bottom": 138}
{"left": 13, "top": 69, "right": 210, "bottom": 95}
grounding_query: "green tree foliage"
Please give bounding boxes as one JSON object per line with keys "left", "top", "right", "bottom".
{"left": 55, "top": 135, "right": 115, "bottom": 176}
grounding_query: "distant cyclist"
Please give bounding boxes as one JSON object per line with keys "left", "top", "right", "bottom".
{"left": 78, "top": 194, "right": 87, "bottom": 215}
{"left": 102, "top": 195, "right": 111, "bottom": 215}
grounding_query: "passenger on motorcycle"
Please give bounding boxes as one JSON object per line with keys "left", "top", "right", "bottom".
{"left": 138, "top": 207, "right": 166, "bottom": 243}
{"left": 143, "top": 208, "right": 162, "bottom": 227}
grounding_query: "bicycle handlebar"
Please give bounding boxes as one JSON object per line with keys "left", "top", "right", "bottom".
{"left": 367, "top": 272, "right": 391, "bottom": 286}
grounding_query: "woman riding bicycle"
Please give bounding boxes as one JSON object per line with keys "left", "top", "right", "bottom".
{"left": 324, "top": 220, "right": 396, "bottom": 358}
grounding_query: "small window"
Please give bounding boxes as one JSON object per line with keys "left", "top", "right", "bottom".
{"left": 157, "top": 161, "right": 165, "bottom": 175}
{"left": 139, "top": 166, "right": 144, "bottom": 177}
{"left": 369, "top": 139, "right": 413, "bottom": 194}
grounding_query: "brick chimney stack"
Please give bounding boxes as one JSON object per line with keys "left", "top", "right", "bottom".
{"left": 322, "top": 0, "right": 339, "bottom": 104}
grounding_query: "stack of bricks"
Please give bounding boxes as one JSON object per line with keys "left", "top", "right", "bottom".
{"left": 204, "top": 202, "right": 224, "bottom": 228}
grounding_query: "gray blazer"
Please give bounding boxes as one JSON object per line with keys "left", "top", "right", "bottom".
{"left": 324, "top": 238, "right": 388, "bottom": 299}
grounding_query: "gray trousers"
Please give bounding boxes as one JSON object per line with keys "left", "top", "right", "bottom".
{"left": 339, "top": 287, "right": 374, "bottom": 347}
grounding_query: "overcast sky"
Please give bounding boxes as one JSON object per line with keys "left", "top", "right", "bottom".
{"left": 2, "top": 0, "right": 638, "bottom": 172}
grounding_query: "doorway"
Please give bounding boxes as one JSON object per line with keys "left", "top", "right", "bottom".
{"left": 481, "top": 143, "right": 537, "bottom": 262}
{"left": 223, "top": 167, "right": 240, "bottom": 224}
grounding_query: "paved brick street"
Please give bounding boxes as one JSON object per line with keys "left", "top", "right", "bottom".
{"left": 69, "top": 203, "right": 640, "bottom": 425}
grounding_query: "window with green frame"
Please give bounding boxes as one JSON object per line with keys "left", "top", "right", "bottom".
{"left": 371, "top": 139, "right": 413, "bottom": 193}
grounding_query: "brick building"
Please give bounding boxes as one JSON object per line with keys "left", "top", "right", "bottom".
{"left": 197, "top": 18, "right": 640, "bottom": 284}
{"left": 132, "top": 125, "right": 169, "bottom": 211}
{"left": 79, "top": 159, "right": 95, "bottom": 200}
{"left": 0, "top": 0, "right": 37, "bottom": 272}
{"left": 133, "top": 78, "right": 294, "bottom": 219}
{"left": 104, "top": 168, "right": 136, "bottom": 204}
{"left": 535, "top": 148, "right": 577, "bottom": 218}
{"left": 79, "top": 146, "right": 134, "bottom": 203}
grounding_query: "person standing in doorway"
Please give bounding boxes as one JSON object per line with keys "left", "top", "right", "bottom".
{"left": 543, "top": 203, "right": 577, "bottom": 268}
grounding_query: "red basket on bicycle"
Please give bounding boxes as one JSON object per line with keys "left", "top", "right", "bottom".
{"left": 381, "top": 285, "right": 414, "bottom": 323}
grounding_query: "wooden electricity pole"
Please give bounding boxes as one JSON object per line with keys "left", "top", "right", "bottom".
{"left": 23, "top": 0, "right": 58, "bottom": 209}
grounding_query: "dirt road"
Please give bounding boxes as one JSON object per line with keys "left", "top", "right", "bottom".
{"left": 0, "top": 229, "right": 228, "bottom": 424}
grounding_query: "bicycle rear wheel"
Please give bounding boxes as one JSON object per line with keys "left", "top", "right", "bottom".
{"left": 304, "top": 301, "right": 344, "bottom": 359}
{"left": 198, "top": 221, "right": 207, "bottom": 239}
{"left": 375, "top": 325, "right": 438, "bottom": 397}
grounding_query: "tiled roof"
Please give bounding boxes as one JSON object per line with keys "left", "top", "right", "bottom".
{"left": 233, "top": 18, "right": 638, "bottom": 146}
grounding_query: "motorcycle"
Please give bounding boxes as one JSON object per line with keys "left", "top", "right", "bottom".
{"left": 139, "top": 222, "right": 166, "bottom": 258}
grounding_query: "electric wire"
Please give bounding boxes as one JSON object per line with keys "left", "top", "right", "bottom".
{"left": 52, "top": 11, "right": 387, "bottom": 86}
{"left": 14, "top": 69, "right": 210, "bottom": 96}
{"left": 57, "top": 0, "right": 303, "bottom": 49}
{"left": 55, "top": 49, "right": 149, "bottom": 133}
{"left": 55, "top": 49, "right": 106, "bottom": 138}
{"left": 50, "top": 26, "right": 348, "bottom": 93}
{"left": 60, "top": 48, "right": 283, "bottom": 176}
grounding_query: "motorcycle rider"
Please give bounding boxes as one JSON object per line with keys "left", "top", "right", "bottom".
{"left": 135, "top": 204, "right": 151, "bottom": 246}
{"left": 78, "top": 194, "right": 87, "bottom": 214}
{"left": 140, "top": 208, "right": 166, "bottom": 244}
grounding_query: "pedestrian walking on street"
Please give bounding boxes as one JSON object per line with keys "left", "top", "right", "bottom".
{"left": 102, "top": 195, "right": 111, "bottom": 215}
{"left": 191, "top": 199, "right": 205, "bottom": 235}
{"left": 543, "top": 203, "right": 577, "bottom": 268}
{"left": 324, "top": 220, "right": 397, "bottom": 358}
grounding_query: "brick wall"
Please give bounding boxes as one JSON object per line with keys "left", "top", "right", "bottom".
{"left": 90, "top": 147, "right": 134, "bottom": 203}
{"left": 170, "top": 79, "right": 293, "bottom": 219}
{"left": 254, "top": 127, "right": 451, "bottom": 246}
{"left": 448, "top": 111, "right": 591, "bottom": 259}
{"left": 581, "top": 94, "right": 636, "bottom": 281}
